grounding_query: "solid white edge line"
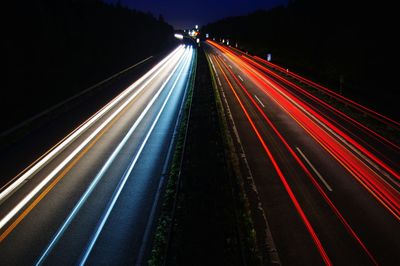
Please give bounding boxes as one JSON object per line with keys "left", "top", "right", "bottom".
{"left": 296, "top": 147, "right": 333, "bottom": 192}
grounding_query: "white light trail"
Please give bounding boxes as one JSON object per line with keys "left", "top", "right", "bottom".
{"left": 0, "top": 46, "right": 184, "bottom": 205}
{"left": 35, "top": 48, "right": 190, "bottom": 265}
{"left": 0, "top": 46, "right": 185, "bottom": 230}
{"left": 78, "top": 47, "right": 193, "bottom": 265}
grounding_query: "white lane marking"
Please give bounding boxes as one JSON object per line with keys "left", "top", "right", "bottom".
{"left": 238, "top": 75, "right": 244, "bottom": 82}
{"left": 0, "top": 46, "right": 184, "bottom": 205}
{"left": 217, "top": 77, "right": 222, "bottom": 87}
{"left": 296, "top": 147, "right": 333, "bottom": 192}
{"left": 0, "top": 48, "right": 186, "bottom": 231}
{"left": 254, "top": 95, "right": 265, "bottom": 108}
{"left": 228, "top": 64, "right": 232, "bottom": 69}
{"left": 35, "top": 48, "right": 190, "bottom": 266}
{"left": 78, "top": 48, "right": 193, "bottom": 266}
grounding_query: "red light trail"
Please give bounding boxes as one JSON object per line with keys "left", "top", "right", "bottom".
{"left": 207, "top": 39, "right": 400, "bottom": 264}
{"left": 241, "top": 56, "right": 400, "bottom": 153}
{"left": 212, "top": 55, "right": 333, "bottom": 265}
{"left": 213, "top": 54, "right": 379, "bottom": 264}
{"left": 207, "top": 41, "right": 400, "bottom": 222}
{"left": 252, "top": 55, "right": 400, "bottom": 129}
{"left": 228, "top": 45, "right": 400, "bottom": 130}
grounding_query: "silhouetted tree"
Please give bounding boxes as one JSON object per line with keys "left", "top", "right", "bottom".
{"left": 3, "top": 0, "right": 174, "bottom": 131}
{"left": 203, "top": 1, "right": 397, "bottom": 117}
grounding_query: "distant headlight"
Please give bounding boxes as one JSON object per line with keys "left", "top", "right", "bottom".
{"left": 174, "top": 33, "right": 183, "bottom": 40}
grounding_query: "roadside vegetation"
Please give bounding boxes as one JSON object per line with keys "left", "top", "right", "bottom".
{"left": 203, "top": 0, "right": 397, "bottom": 120}
{"left": 4, "top": 0, "right": 174, "bottom": 132}
{"left": 149, "top": 47, "right": 262, "bottom": 265}
{"left": 148, "top": 48, "right": 197, "bottom": 266}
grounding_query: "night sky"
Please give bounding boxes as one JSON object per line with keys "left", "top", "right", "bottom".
{"left": 105, "top": 0, "right": 287, "bottom": 29}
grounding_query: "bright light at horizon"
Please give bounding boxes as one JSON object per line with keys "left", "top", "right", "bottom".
{"left": 174, "top": 33, "right": 183, "bottom": 40}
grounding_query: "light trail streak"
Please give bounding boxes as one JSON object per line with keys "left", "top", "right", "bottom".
{"left": 0, "top": 46, "right": 184, "bottom": 204}
{"left": 213, "top": 53, "right": 379, "bottom": 264}
{"left": 254, "top": 67, "right": 399, "bottom": 183}
{"left": 208, "top": 41, "right": 400, "bottom": 221}
{"left": 225, "top": 44, "right": 399, "bottom": 129}
{"left": 210, "top": 41, "right": 399, "bottom": 182}
{"left": 227, "top": 45, "right": 400, "bottom": 181}
{"left": 226, "top": 46, "right": 400, "bottom": 182}
{"left": 242, "top": 56, "right": 400, "bottom": 152}
{"left": 252, "top": 55, "right": 400, "bottom": 129}
{"left": 34, "top": 47, "right": 191, "bottom": 264}
{"left": 212, "top": 55, "right": 332, "bottom": 266}
{"left": 78, "top": 47, "right": 193, "bottom": 266}
{"left": 0, "top": 46, "right": 185, "bottom": 238}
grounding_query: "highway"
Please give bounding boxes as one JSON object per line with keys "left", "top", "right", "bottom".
{"left": 205, "top": 41, "right": 400, "bottom": 265}
{"left": 0, "top": 44, "right": 195, "bottom": 265}
{"left": 229, "top": 46, "right": 400, "bottom": 171}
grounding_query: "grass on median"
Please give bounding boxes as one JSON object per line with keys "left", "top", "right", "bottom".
{"left": 147, "top": 48, "right": 197, "bottom": 266}
{"left": 205, "top": 51, "right": 262, "bottom": 265}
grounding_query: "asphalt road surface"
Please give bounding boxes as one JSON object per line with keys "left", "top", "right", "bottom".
{"left": 0, "top": 45, "right": 195, "bottom": 265}
{"left": 205, "top": 41, "right": 399, "bottom": 265}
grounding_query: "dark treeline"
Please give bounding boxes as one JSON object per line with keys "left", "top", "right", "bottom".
{"left": 3, "top": 0, "right": 174, "bottom": 131}
{"left": 203, "top": 0, "right": 397, "bottom": 119}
